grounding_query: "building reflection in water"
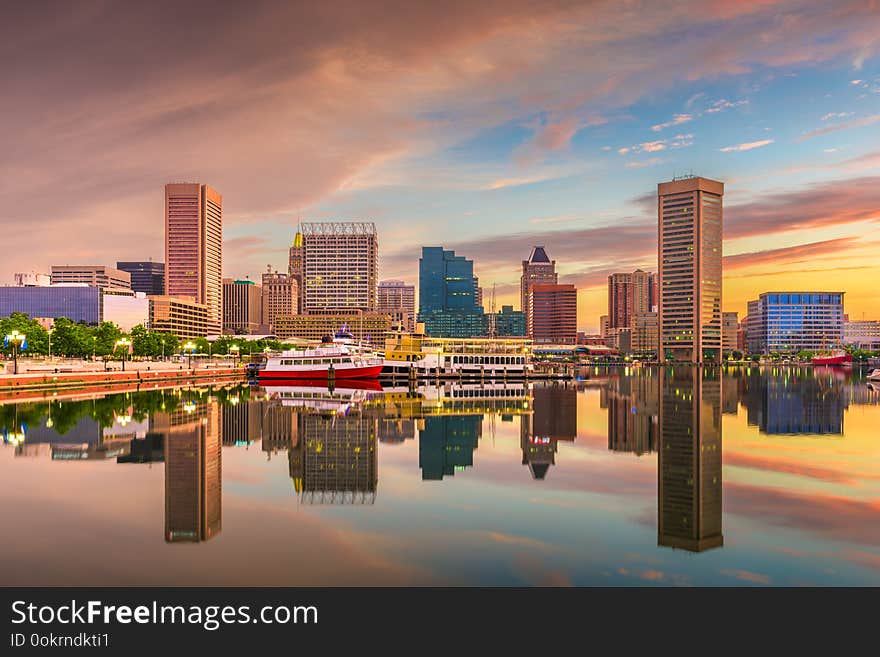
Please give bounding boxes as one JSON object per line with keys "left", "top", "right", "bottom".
{"left": 604, "top": 371, "right": 658, "bottom": 456}
{"left": 742, "top": 366, "right": 845, "bottom": 435}
{"left": 419, "top": 415, "right": 481, "bottom": 480}
{"left": 657, "top": 367, "right": 723, "bottom": 553}
{"left": 520, "top": 384, "right": 577, "bottom": 479}
{"left": 221, "top": 398, "right": 262, "bottom": 447}
{"left": 155, "top": 398, "right": 222, "bottom": 543}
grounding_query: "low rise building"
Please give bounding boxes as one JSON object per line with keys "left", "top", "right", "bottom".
{"left": 148, "top": 296, "right": 208, "bottom": 338}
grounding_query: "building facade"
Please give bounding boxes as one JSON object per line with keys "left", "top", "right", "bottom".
{"left": 521, "top": 246, "right": 558, "bottom": 332}
{"left": 418, "top": 246, "right": 485, "bottom": 338}
{"left": 633, "top": 311, "right": 659, "bottom": 355}
{"left": 301, "top": 222, "right": 378, "bottom": 313}
{"left": 117, "top": 261, "right": 165, "bottom": 296}
{"left": 273, "top": 313, "right": 392, "bottom": 346}
{"left": 378, "top": 279, "right": 416, "bottom": 330}
{"left": 222, "top": 278, "right": 262, "bottom": 334}
{"left": 843, "top": 319, "right": 880, "bottom": 349}
{"left": 528, "top": 283, "right": 577, "bottom": 344}
{"left": 14, "top": 272, "right": 50, "bottom": 287}
{"left": 658, "top": 176, "right": 723, "bottom": 363}
{"left": 746, "top": 292, "right": 845, "bottom": 354}
{"left": 261, "top": 269, "right": 298, "bottom": 333}
{"left": 722, "top": 311, "right": 739, "bottom": 356}
{"left": 487, "top": 305, "right": 527, "bottom": 337}
{"left": 50, "top": 265, "right": 131, "bottom": 290}
{"left": 608, "top": 269, "right": 656, "bottom": 329}
{"left": 288, "top": 230, "right": 304, "bottom": 311}
{"left": 148, "top": 295, "right": 209, "bottom": 338}
{"left": 164, "top": 183, "right": 223, "bottom": 334}
{"left": 0, "top": 285, "right": 102, "bottom": 324}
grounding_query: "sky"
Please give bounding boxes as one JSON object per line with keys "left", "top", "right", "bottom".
{"left": 2, "top": 0, "right": 879, "bottom": 331}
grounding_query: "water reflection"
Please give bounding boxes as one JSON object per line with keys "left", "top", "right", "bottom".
{"left": 1, "top": 367, "right": 879, "bottom": 585}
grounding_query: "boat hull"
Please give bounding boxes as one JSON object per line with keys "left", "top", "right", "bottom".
{"left": 811, "top": 354, "right": 852, "bottom": 366}
{"left": 259, "top": 365, "right": 384, "bottom": 380}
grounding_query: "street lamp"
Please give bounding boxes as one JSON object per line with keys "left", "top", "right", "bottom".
{"left": 115, "top": 338, "right": 132, "bottom": 371}
{"left": 229, "top": 343, "right": 240, "bottom": 367}
{"left": 5, "top": 330, "right": 25, "bottom": 375}
{"left": 183, "top": 340, "right": 197, "bottom": 370}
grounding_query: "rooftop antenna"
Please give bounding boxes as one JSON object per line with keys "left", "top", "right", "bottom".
{"left": 487, "top": 283, "right": 497, "bottom": 339}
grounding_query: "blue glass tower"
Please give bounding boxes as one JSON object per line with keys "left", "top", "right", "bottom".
{"left": 417, "top": 247, "right": 485, "bottom": 337}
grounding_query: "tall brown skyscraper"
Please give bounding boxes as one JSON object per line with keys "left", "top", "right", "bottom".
{"left": 288, "top": 229, "right": 304, "bottom": 311}
{"left": 528, "top": 283, "right": 577, "bottom": 344}
{"left": 165, "top": 183, "right": 223, "bottom": 335}
{"left": 607, "top": 269, "right": 656, "bottom": 329}
{"left": 521, "top": 246, "right": 557, "bottom": 316}
{"left": 658, "top": 176, "right": 723, "bottom": 362}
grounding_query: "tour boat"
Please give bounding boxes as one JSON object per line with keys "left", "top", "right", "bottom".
{"left": 260, "top": 335, "right": 384, "bottom": 381}
{"left": 867, "top": 369, "right": 880, "bottom": 382}
{"left": 811, "top": 350, "right": 852, "bottom": 366}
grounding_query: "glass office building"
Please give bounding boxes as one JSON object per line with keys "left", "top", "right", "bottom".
{"left": 0, "top": 285, "right": 102, "bottom": 324}
{"left": 417, "top": 247, "right": 485, "bottom": 338}
{"left": 117, "top": 261, "right": 165, "bottom": 296}
{"left": 746, "top": 292, "right": 844, "bottom": 354}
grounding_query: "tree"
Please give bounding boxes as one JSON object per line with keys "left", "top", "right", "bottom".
{"left": 94, "top": 322, "right": 125, "bottom": 358}
{"left": 49, "top": 318, "right": 93, "bottom": 357}
{"left": 0, "top": 312, "right": 49, "bottom": 356}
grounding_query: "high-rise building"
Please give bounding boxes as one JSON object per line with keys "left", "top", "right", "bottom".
{"left": 117, "top": 261, "right": 165, "bottom": 296}
{"left": 528, "top": 283, "right": 577, "bottom": 344}
{"left": 658, "top": 176, "right": 723, "bottom": 363}
{"left": 487, "top": 305, "right": 527, "bottom": 337}
{"left": 164, "top": 183, "right": 222, "bottom": 334}
{"left": 722, "top": 311, "right": 739, "bottom": 355}
{"left": 658, "top": 367, "right": 723, "bottom": 552}
{"left": 746, "top": 292, "right": 844, "bottom": 354}
{"left": 261, "top": 269, "right": 297, "bottom": 332}
{"left": 633, "top": 311, "right": 659, "bottom": 355}
{"left": 419, "top": 415, "right": 481, "bottom": 480}
{"left": 608, "top": 269, "right": 656, "bottom": 329}
{"left": 417, "top": 246, "right": 485, "bottom": 338}
{"left": 599, "top": 315, "right": 609, "bottom": 338}
{"left": 159, "top": 399, "right": 222, "bottom": 543}
{"left": 288, "top": 230, "right": 304, "bottom": 310}
{"left": 300, "top": 412, "right": 377, "bottom": 504}
{"left": 273, "top": 312, "right": 391, "bottom": 346}
{"left": 301, "top": 222, "right": 378, "bottom": 313}
{"left": 521, "top": 246, "right": 558, "bottom": 331}
{"left": 50, "top": 265, "right": 131, "bottom": 290}
{"left": 605, "top": 371, "right": 658, "bottom": 456}
{"left": 378, "top": 279, "right": 416, "bottom": 330}
{"left": 222, "top": 278, "right": 262, "bottom": 335}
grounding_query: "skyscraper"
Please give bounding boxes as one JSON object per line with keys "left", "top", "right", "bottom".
{"left": 301, "top": 222, "right": 378, "bottom": 313}
{"left": 165, "top": 183, "right": 223, "bottom": 335}
{"left": 261, "top": 268, "right": 297, "bottom": 333}
{"left": 417, "top": 246, "right": 485, "bottom": 338}
{"left": 745, "top": 292, "right": 844, "bottom": 354}
{"left": 222, "top": 278, "right": 262, "bottom": 334}
{"left": 658, "top": 176, "right": 723, "bottom": 363}
{"left": 117, "top": 261, "right": 165, "bottom": 296}
{"left": 521, "top": 246, "right": 558, "bottom": 330}
{"left": 378, "top": 279, "right": 416, "bottom": 330}
{"left": 657, "top": 367, "right": 723, "bottom": 552}
{"left": 608, "top": 269, "right": 656, "bottom": 329}
{"left": 288, "top": 229, "right": 304, "bottom": 310}
{"left": 528, "top": 283, "right": 577, "bottom": 344}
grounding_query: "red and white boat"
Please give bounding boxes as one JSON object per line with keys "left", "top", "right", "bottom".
{"left": 260, "top": 335, "right": 384, "bottom": 381}
{"left": 811, "top": 350, "right": 852, "bottom": 366}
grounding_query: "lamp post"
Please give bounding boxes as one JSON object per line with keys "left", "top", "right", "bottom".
{"left": 115, "top": 338, "right": 132, "bottom": 371}
{"left": 6, "top": 330, "right": 25, "bottom": 375}
{"left": 183, "top": 340, "right": 197, "bottom": 370}
{"left": 229, "top": 344, "right": 240, "bottom": 367}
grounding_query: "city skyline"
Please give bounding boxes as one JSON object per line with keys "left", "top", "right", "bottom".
{"left": 3, "top": 2, "right": 880, "bottom": 331}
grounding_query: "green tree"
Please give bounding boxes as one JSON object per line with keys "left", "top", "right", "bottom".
{"left": 0, "top": 312, "right": 49, "bottom": 356}
{"left": 94, "top": 322, "right": 125, "bottom": 358}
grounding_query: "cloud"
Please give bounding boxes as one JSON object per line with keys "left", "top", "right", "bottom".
{"left": 651, "top": 113, "right": 693, "bottom": 131}
{"left": 800, "top": 114, "right": 880, "bottom": 139}
{"left": 704, "top": 98, "right": 749, "bottom": 113}
{"left": 514, "top": 117, "right": 583, "bottom": 165}
{"left": 724, "top": 238, "right": 859, "bottom": 269}
{"left": 720, "top": 570, "right": 771, "bottom": 585}
{"left": 720, "top": 139, "right": 774, "bottom": 152}
{"left": 821, "top": 111, "right": 853, "bottom": 121}
{"left": 625, "top": 157, "right": 665, "bottom": 168}
{"left": 618, "top": 134, "right": 693, "bottom": 155}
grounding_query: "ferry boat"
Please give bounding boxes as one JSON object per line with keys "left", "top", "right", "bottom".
{"left": 811, "top": 350, "right": 853, "bottom": 366}
{"left": 260, "top": 334, "right": 384, "bottom": 381}
{"left": 262, "top": 380, "right": 382, "bottom": 414}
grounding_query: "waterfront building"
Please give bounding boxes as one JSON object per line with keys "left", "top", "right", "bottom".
{"left": 742, "top": 369, "right": 845, "bottom": 434}
{"left": 474, "top": 277, "right": 483, "bottom": 309}
{"left": 658, "top": 176, "right": 723, "bottom": 363}
{"left": 0, "top": 284, "right": 102, "bottom": 324}
{"left": 157, "top": 400, "right": 222, "bottom": 543}
{"left": 273, "top": 312, "right": 392, "bottom": 346}
{"left": 378, "top": 279, "right": 416, "bottom": 331}
{"left": 261, "top": 269, "right": 298, "bottom": 333}
{"left": 148, "top": 295, "right": 209, "bottom": 338}
{"left": 13, "top": 271, "right": 50, "bottom": 287}
{"left": 418, "top": 246, "right": 485, "bottom": 338}
{"left": 745, "top": 292, "right": 844, "bottom": 354}
{"left": 288, "top": 230, "right": 305, "bottom": 311}
{"left": 737, "top": 318, "right": 747, "bottom": 352}
{"left": 632, "top": 311, "right": 659, "bottom": 355}
{"left": 608, "top": 269, "right": 656, "bottom": 329}
{"left": 521, "top": 246, "right": 558, "bottom": 330}
{"left": 604, "top": 327, "right": 632, "bottom": 353}
{"left": 302, "top": 222, "right": 378, "bottom": 313}
{"left": 658, "top": 367, "right": 723, "bottom": 552}
{"left": 599, "top": 315, "right": 609, "bottom": 338}
{"left": 722, "top": 311, "right": 739, "bottom": 356}
{"left": 486, "top": 305, "right": 527, "bottom": 337}
{"left": 528, "top": 283, "right": 577, "bottom": 344}
{"left": 103, "top": 290, "right": 149, "bottom": 331}
{"left": 843, "top": 319, "right": 880, "bottom": 350}
{"left": 50, "top": 265, "right": 130, "bottom": 290}
{"left": 164, "top": 183, "right": 222, "bottom": 334}
{"left": 222, "top": 278, "right": 262, "bottom": 334}
{"left": 116, "top": 261, "right": 165, "bottom": 296}
{"left": 519, "top": 386, "right": 576, "bottom": 479}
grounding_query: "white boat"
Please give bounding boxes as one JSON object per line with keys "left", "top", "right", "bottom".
{"left": 260, "top": 332, "right": 384, "bottom": 381}
{"left": 867, "top": 369, "right": 880, "bottom": 382}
